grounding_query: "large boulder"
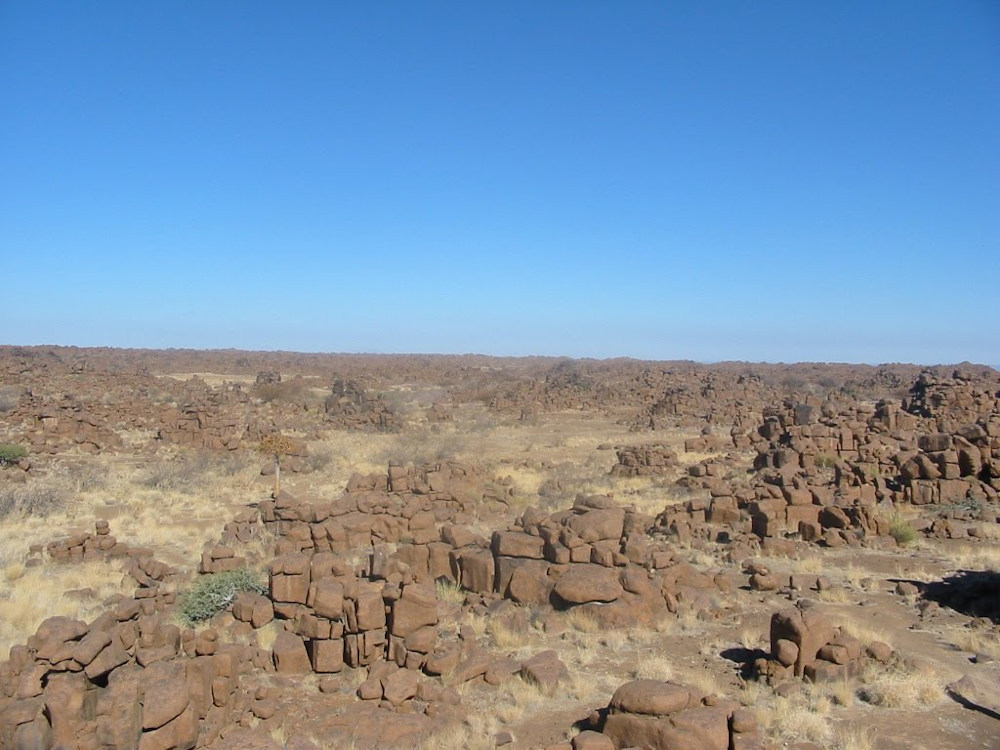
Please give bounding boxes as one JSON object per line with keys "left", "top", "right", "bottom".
{"left": 552, "top": 564, "right": 623, "bottom": 606}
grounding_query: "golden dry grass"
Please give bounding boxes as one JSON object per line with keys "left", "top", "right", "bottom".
{"left": 945, "top": 626, "right": 1000, "bottom": 661}
{"left": 489, "top": 620, "right": 532, "bottom": 652}
{"left": 833, "top": 722, "right": 878, "bottom": 750}
{"left": 157, "top": 371, "right": 257, "bottom": 386}
{"left": 830, "top": 615, "right": 892, "bottom": 649}
{"left": 632, "top": 654, "right": 676, "bottom": 682}
{"left": 858, "top": 658, "right": 944, "bottom": 708}
{"left": 419, "top": 711, "right": 501, "bottom": 750}
{"left": 755, "top": 685, "right": 834, "bottom": 746}
{"left": 434, "top": 579, "right": 466, "bottom": 607}
{"left": 564, "top": 607, "right": 601, "bottom": 634}
{"left": 934, "top": 541, "right": 1000, "bottom": 573}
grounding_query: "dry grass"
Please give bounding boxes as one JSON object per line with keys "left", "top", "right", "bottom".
{"left": 631, "top": 653, "right": 676, "bottom": 682}
{"left": 934, "top": 542, "right": 1000, "bottom": 573}
{"left": 831, "top": 615, "right": 892, "bottom": 649}
{"left": 946, "top": 626, "right": 1000, "bottom": 661}
{"left": 797, "top": 554, "right": 826, "bottom": 575}
{"left": 0, "top": 559, "right": 132, "bottom": 654}
{"left": 834, "top": 723, "right": 878, "bottom": 750}
{"left": 490, "top": 620, "right": 532, "bottom": 652}
{"left": 858, "top": 657, "right": 944, "bottom": 708}
{"left": 420, "top": 708, "right": 501, "bottom": 750}
{"left": 755, "top": 685, "right": 834, "bottom": 746}
{"left": 564, "top": 607, "right": 601, "bottom": 634}
{"left": 435, "top": 579, "right": 466, "bottom": 607}
{"left": 816, "top": 586, "right": 854, "bottom": 603}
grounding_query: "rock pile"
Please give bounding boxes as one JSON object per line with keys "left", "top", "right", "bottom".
{"left": 324, "top": 378, "right": 399, "bottom": 433}
{"left": 563, "top": 679, "right": 763, "bottom": 750}
{"left": 611, "top": 443, "right": 678, "bottom": 477}
{"left": 0, "top": 608, "right": 259, "bottom": 749}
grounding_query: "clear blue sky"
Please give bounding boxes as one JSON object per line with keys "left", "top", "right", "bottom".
{"left": 3, "top": 2, "right": 998, "bottom": 364}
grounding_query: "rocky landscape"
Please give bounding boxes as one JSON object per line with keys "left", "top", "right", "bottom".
{"left": 0, "top": 346, "right": 998, "bottom": 749}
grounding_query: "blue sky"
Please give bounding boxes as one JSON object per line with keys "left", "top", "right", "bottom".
{"left": 2, "top": 2, "right": 998, "bottom": 364}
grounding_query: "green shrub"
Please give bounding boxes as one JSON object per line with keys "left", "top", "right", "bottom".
{"left": 888, "top": 513, "right": 918, "bottom": 545}
{"left": 178, "top": 569, "right": 266, "bottom": 625}
{"left": 0, "top": 443, "right": 27, "bottom": 466}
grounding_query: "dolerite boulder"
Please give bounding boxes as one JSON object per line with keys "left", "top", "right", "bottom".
{"left": 390, "top": 583, "right": 438, "bottom": 637}
{"left": 602, "top": 680, "right": 732, "bottom": 750}
{"left": 565, "top": 505, "right": 626, "bottom": 544}
{"left": 272, "top": 631, "right": 311, "bottom": 674}
{"left": 519, "top": 650, "right": 569, "bottom": 693}
{"left": 609, "top": 680, "right": 694, "bottom": 715}
{"left": 552, "top": 564, "right": 624, "bottom": 606}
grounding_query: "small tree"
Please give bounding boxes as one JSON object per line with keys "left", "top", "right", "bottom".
{"left": 258, "top": 433, "right": 296, "bottom": 497}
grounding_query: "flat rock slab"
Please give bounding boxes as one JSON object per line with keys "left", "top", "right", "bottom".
{"left": 948, "top": 671, "right": 1000, "bottom": 719}
{"left": 552, "top": 564, "right": 623, "bottom": 605}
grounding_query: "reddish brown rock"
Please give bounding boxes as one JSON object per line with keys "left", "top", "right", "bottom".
{"left": 552, "top": 564, "right": 624, "bottom": 605}
{"left": 272, "top": 631, "right": 311, "bottom": 674}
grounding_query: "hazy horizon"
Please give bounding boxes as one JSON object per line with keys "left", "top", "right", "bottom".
{"left": 2, "top": 341, "right": 997, "bottom": 372}
{"left": 3, "top": 3, "right": 998, "bottom": 364}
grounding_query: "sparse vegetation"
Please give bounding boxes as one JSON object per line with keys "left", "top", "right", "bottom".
{"left": 435, "top": 578, "right": 466, "bottom": 606}
{"left": 0, "top": 442, "right": 27, "bottom": 466}
{"left": 0, "top": 385, "right": 20, "bottom": 412}
{"left": 0, "top": 484, "right": 63, "bottom": 518}
{"left": 858, "top": 656, "right": 944, "bottom": 708}
{"left": 888, "top": 512, "right": 918, "bottom": 545}
{"left": 0, "top": 350, "right": 997, "bottom": 748}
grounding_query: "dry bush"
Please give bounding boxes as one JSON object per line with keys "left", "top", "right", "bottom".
{"left": 138, "top": 451, "right": 227, "bottom": 493}
{"left": 253, "top": 379, "right": 310, "bottom": 405}
{"left": 832, "top": 615, "right": 892, "bottom": 649}
{"left": 0, "top": 484, "right": 64, "bottom": 519}
{"left": 420, "top": 710, "right": 500, "bottom": 750}
{"left": 0, "top": 385, "right": 21, "bottom": 412}
{"left": 632, "top": 653, "right": 675, "bottom": 682}
{"left": 936, "top": 542, "right": 1000, "bottom": 573}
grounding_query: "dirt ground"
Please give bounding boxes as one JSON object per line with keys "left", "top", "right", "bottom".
{"left": 1, "top": 350, "right": 998, "bottom": 749}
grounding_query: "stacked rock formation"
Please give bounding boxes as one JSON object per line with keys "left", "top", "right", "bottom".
{"left": 755, "top": 605, "right": 893, "bottom": 686}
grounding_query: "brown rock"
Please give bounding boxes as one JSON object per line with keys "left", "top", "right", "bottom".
{"left": 609, "top": 680, "right": 694, "bottom": 716}
{"left": 520, "top": 650, "right": 569, "bottom": 693}
{"left": 552, "top": 564, "right": 623, "bottom": 605}
{"left": 309, "top": 578, "right": 345, "bottom": 620}
{"left": 391, "top": 584, "right": 438, "bottom": 637}
{"left": 272, "top": 631, "right": 311, "bottom": 674}
{"left": 382, "top": 668, "right": 420, "bottom": 705}
{"left": 492, "top": 531, "right": 545, "bottom": 559}
{"left": 572, "top": 730, "right": 615, "bottom": 750}
{"left": 454, "top": 548, "right": 495, "bottom": 593}
{"left": 141, "top": 660, "right": 190, "bottom": 730}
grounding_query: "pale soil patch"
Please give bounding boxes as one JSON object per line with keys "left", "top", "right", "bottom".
{"left": 157, "top": 371, "right": 258, "bottom": 386}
